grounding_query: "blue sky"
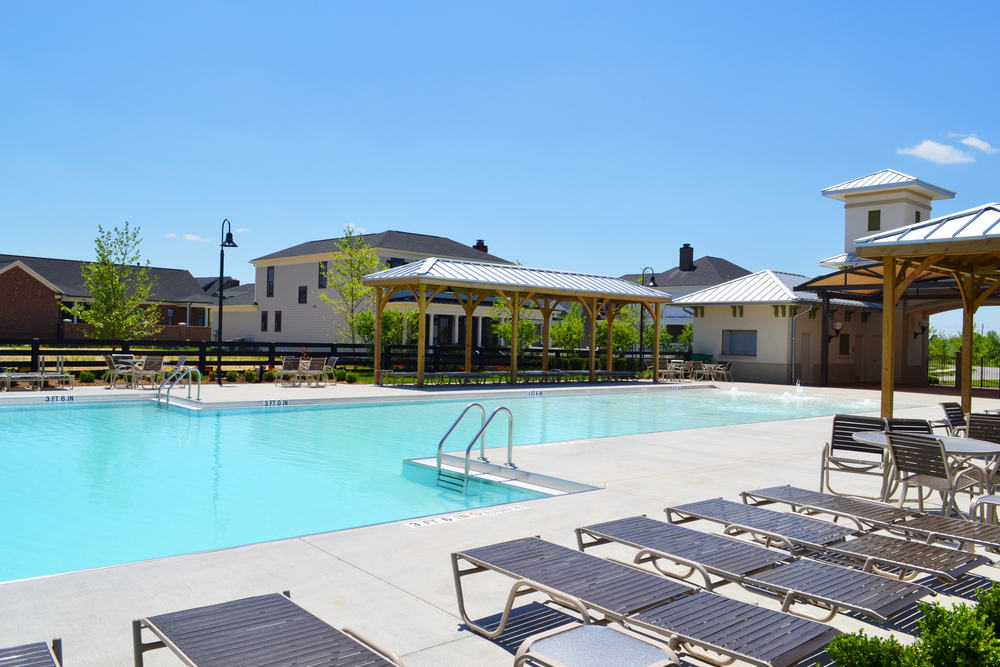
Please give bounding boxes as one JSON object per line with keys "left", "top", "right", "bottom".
{"left": 1, "top": 2, "right": 997, "bottom": 332}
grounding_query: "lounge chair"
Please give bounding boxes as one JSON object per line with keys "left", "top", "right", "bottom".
{"left": 819, "top": 414, "right": 890, "bottom": 500}
{"left": 275, "top": 357, "right": 302, "bottom": 387}
{"left": 38, "top": 355, "right": 74, "bottom": 390}
{"left": 0, "top": 370, "right": 45, "bottom": 391}
{"left": 886, "top": 432, "right": 986, "bottom": 518}
{"left": 514, "top": 623, "right": 680, "bottom": 667}
{"left": 301, "top": 357, "right": 328, "bottom": 387}
{"left": 934, "top": 402, "right": 968, "bottom": 436}
{"left": 132, "top": 591, "right": 404, "bottom": 667}
{"left": 742, "top": 485, "right": 1000, "bottom": 552}
{"left": 132, "top": 355, "right": 165, "bottom": 389}
{"left": 576, "top": 515, "right": 931, "bottom": 622}
{"left": 452, "top": 536, "right": 840, "bottom": 667}
{"left": 0, "top": 638, "right": 62, "bottom": 666}
{"left": 666, "top": 498, "right": 989, "bottom": 582}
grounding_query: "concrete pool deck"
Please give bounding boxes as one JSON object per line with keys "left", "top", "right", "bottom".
{"left": 2, "top": 381, "right": 1000, "bottom": 666}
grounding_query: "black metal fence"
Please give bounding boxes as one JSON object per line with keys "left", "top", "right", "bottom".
{"left": 0, "top": 338, "right": 688, "bottom": 378}
{"left": 928, "top": 353, "right": 1000, "bottom": 388}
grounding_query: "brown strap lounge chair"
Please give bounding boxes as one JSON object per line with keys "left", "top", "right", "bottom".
{"left": 453, "top": 536, "right": 839, "bottom": 667}
{"left": 666, "top": 498, "right": 989, "bottom": 582}
{"left": 819, "top": 414, "right": 891, "bottom": 500}
{"left": 576, "top": 515, "right": 931, "bottom": 623}
{"left": 743, "top": 485, "right": 1000, "bottom": 552}
{"left": 132, "top": 592, "right": 404, "bottom": 667}
{"left": 0, "top": 639, "right": 62, "bottom": 666}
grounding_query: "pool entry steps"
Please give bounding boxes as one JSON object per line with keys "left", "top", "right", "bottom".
{"left": 435, "top": 403, "right": 516, "bottom": 493}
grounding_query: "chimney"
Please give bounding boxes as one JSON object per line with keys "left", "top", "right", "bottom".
{"left": 473, "top": 239, "right": 489, "bottom": 253}
{"left": 679, "top": 243, "right": 694, "bottom": 271}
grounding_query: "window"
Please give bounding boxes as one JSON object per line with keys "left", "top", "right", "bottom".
{"left": 867, "top": 210, "right": 881, "bottom": 231}
{"left": 166, "top": 308, "right": 175, "bottom": 326}
{"left": 261, "top": 311, "right": 268, "bottom": 332}
{"left": 915, "top": 211, "right": 922, "bottom": 224}
{"left": 318, "top": 261, "right": 327, "bottom": 288}
{"left": 298, "top": 286, "right": 307, "bottom": 304}
{"left": 193, "top": 309, "right": 205, "bottom": 327}
{"left": 266, "top": 266, "right": 275, "bottom": 297}
{"left": 839, "top": 333, "right": 851, "bottom": 356}
{"left": 389, "top": 257, "right": 406, "bottom": 268}
{"left": 722, "top": 330, "right": 757, "bottom": 357}
{"left": 274, "top": 311, "right": 282, "bottom": 332}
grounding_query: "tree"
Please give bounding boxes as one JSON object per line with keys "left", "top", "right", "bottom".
{"left": 595, "top": 306, "right": 639, "bottom": 355}
{"left": 62, "top": 222, "right": 162, "bottom": 342}
{"left": 487, "top": 296, "right": 539, "bottom": 352}
{"left": 658, "top": 324, "right": 673, "bottom": 354}
{"left": 355, "top": 308, "right": 420, "bottom": 352}
{"left": 549, "top": 302, "right": 585, "bottom": 353}
{"left": 678, "top": 322, "right": 694, "bottom": 352}
{"left": 320, "top": 226, "right": 385, "bottom": 348}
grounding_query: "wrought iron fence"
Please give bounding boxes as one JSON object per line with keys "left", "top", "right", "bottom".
{"left": 928, "top": 353, "right": 1000, "bottom": 388}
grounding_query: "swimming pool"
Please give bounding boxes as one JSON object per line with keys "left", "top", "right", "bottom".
{"left": 0, "top": 388, "right": 901, "bottom": 582}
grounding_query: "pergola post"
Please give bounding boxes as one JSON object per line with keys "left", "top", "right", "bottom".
{"left": 605, "top": 304, "right": 618, "bottom": 372}
{"left": 881, "top": 258, "right": 896, "bottom": 418}
{"left": 589, "top": 297, "right": 597, "bottom": 382}
{"left": 416, "top": 284, "right": 427, "bottom": 387}
{"left": 819, "top": 293, "right": 830, "bottom": 387}
{"left": 374, "top": 286, "right": 383, "bottom": 385}
{"left": 510, "top": 290, "right": 520, "bottom": 385}
{"left": 536, "top": 298, "right": 554, "bottom": 372}
{"left": 652, "top": 302, "right": 661, "bottom": 382}
{"left": 959, "top": 275, "right": 975, "bottom": 413}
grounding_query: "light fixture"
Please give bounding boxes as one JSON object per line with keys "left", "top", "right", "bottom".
{"left": 914, "top": 320, "right": 929, "bottom": 339}
{"left": 217, "top": 219, "right": 238, "bottom": 386}
{"left": 828, "top": 321, "right": 843, "bottom": 342}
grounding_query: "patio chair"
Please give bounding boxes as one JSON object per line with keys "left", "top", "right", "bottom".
{"left": 275, "top": 357, "right": 302, "bottom": 387}
{"left": 453, "top": 536, "right": 839, "bottom": 667}
{"left": 301, "top": 357, "right": 328, "bottom": 387}
{"left": 577, "top": 515, "right": 931, "bottom": 623}
{"left": 103, "top": 354, "right": 133, "bottom": 389}
{"left": 132, "top": 591, "right": 404, "bottom": 667}
{"left": 713, "top": 361, "right": 734, "bottom": 382}
{"left": 324, "top": 356, "right": 339, "bottom": 384}
{"left": 933, "top": 402, "right": 968, "bottom": 436}
{"left": 666, "top": 498, "right": 989, "bottom": 582}
{"left": 743, "top": 484, "right": 1000, "bottom": 553}
{"left": 886, "top": 432, "right": 986, "bottom": 518}
{"left": 0, "top": 638, "right": 62, "bottom": 666}
{"left": 885, "top": 417, "right": 934, "bottom": 434}
{"left": 968, "top": 414, "right": 1000, "bottom": 492}
{"left": 132, "top": 355, "right": 165, "bottom": 389}
{"left": 819, "top": 414, "right": 891, "bottom": 500}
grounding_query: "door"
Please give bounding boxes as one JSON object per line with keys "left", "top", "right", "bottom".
{"left": 855, "top": 335, "right": 864, "bottom": 382}
{"left": 800, "top": 333, "right": 813, "bottom": 384}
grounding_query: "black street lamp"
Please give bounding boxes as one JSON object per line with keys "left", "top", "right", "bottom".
{"left": 638, "top": 267, "right": 657, "bottom": 374}
{"left": 217, "top": 219, "right": 238, "bottom": 386}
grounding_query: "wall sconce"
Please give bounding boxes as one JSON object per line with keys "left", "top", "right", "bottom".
{"left": 828, "top": 321, "right": 843, "bottom": 342}
{"left": 914, "top": 320, "right": 929, "bottom": 339}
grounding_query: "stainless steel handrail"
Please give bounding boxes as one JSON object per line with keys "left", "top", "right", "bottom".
{"left": 461, "top": 407, "right": 516, "bottom": 489}
{"left": 157, "top": 358, "right": 201, "bottom": 407}
{"left": 437, "top": 403, "right": 487, "bottom": 472}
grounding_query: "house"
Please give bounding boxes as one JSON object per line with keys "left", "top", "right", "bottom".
{"left": 620, "top": 244, "right": 750, "bottom": 337}
{"left": 213, "top": 231, "right": 512, "bottom": 344}
{"left": 0, "top": 254, "right": 214, "bottom": 340}
{"left": 674, "top": 169, "right": 955, "bottom": 385}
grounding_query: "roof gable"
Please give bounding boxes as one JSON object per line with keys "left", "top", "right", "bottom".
{"left": 673, "top": 269, "right": 876, "bottom": 309}
{"left": 620, "top": 256, "right": 751, "bottom": 288}
{"left": 252, "top": 230, "right": 511, "bottom": 264}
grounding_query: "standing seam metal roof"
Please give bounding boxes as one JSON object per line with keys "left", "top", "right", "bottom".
{"left": 855, "top": 203, "right": 1000, "bottom": 247}
{"left": 672, "top": 270, "right": 877, "bottom": 309}
{"left": 822, "top": 169, "right": 956, "bottom": 199}
{"left": 364, "top": 258, "right": 671, "bottom": 300}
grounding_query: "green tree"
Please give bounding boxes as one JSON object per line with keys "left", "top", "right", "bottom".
{"left": 677, "top": 322, "right": 694, "bottom": 352}
{"left": 658, "top": 324, "right": 673, "bottom": 353}
{"left": 320, "top": 226, "right": 385, "bottom": 348}
{"left": 62, "top": 222, "right": 162, "bottom": 343}
{"left": 487, "top": 296, "right": 539, "bottom": 352}
{"left": 549, "top": 302, "right": 585, "bottom": 353}
{"left": 355, "top": 308, "right": 419, "bottom": 352}
{"left": 595, "top": 306, "right": 639, "bottom": 355}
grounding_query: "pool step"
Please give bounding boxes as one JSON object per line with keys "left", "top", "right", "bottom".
{"left": 437, "top": 468, "right": 467, "bottom": 493}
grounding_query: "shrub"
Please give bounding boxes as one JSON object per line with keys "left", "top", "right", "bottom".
{"left": 826, "top": 630, "right": 914, "bottom": 667}
{"left": 79, "top": 371, "right": 95, "bottom": 384}
{"left": 335, "top": 368, "right": 347, "bottom": 382}
{"left": 978, "top": 583, "right": 1000, "bottom": 638}
{"left": 225, "top": 370, "right": 239, "bottom": 383}
{"left": 262, "top": 369, "right": 276, "bottom": 382}
{"left": 345, "top": 371, "right": 358, "bottom": 384}
{"left": 188, "top": 369, "right": 200, "bottom": 381}
{"left": 207, "top": 369, "right": 216, "bottom": 382}
{"left": 918, "top": 599, "right": 1000, "bottom": 666}
{"left": 242, "top": 369, "right": 257, "bottom": 383}
{"left": 927, "top": 375, "right": 940, "bottom": 385}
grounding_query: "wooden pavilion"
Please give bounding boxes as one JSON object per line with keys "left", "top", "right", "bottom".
{"left": 800, "top": 203, "right": 1000, "bottom": 416}
{"left": 362, "top": 257, "right": 672, "bottom": 386}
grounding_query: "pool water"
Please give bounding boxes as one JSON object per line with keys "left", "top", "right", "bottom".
{"left": 0, "top": 388, "right": 899, "bottom": 582}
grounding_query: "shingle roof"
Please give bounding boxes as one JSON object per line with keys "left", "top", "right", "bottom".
{"left": 365, "top": 257, "right": 671, "bottom": 301}
{"left": 855, "top": 203, "right": 1000, "bottom": 248}
{"left": 620, "top": 256, "right": 751, "bottom": 288}
{"left": 252, "top": 230, "right": 511, "bottom": 264}
{"left": 219, "top": 283, "right": 256, "bottom": 306}
{"left": 821, "top": 169, "right": 955, "bottom": 201}
{"left": 0, "top": 254, "right": 214, "bottom": 304}
{"left": 672, "top": 269, "right": 877, "bottom": 309}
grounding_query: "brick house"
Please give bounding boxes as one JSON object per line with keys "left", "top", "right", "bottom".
{"left": 0, "top": 254, "right": 214, "bottom": 341}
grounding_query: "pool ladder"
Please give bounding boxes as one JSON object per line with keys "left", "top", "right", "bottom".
{"left": 156, "top": 356, "right": 201, "bottom": 407}
{"left": 436, "top": 403, "right": 515, "bottom": 493}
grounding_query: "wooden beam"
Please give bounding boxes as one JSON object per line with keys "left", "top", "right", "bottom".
{"left": 374, "top": 286, "right": 383, "bottom": 385}
{"left": 892, "top": 255, "right": 944, "bottom": 304}
{"left": 856, "top": 238, "right": 1000, "bottom": 259}
{"left": 652, "top": 302, "right": 661, "bottom": 383}
{"left": 589, "top": 296, "right": 597, "bottom": 382}
{"left": 974, "top": 278, "right": 1000, "bottom": 311}
{"left": 416, "top": 284, "right": 427, "bottom": 387}
{"left": 881, "top": 257, "right": 896, "bottom": 418}
{"left": 510, "top": 290, "right": 520, "bottom": 385}
{"left": 605, "top": 304, "right": 621, "bottom": 372}
{"left": 533, "top": 298, "right": 555, "bottom": 373}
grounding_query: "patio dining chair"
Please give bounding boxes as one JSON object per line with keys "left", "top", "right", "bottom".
{"left": 301, "top": 357, "right": 328, "bottom": 387}
{"left": 275, "top": 356, "right": 303, "bottom": 387}
{"left": 886, "top": 432, "right": 987, "bottom": 518}
{"left": 967, "top": 413, "right": 1000, "bottom": 493}
{"left": 712, "top": 361, "right": 734, "bottom": 382}
{"left": 132, "top": 355, "right": 165, "bottom": 389}
{"left": 934, "top": 402, "right": 968, "bottom": 436}
{"left": 324, "top": 356, "right": 339, "bottom": 384}
{"left": 103, "top": 354, "right": 133, "bottom": 389}
{"left": 820, "top": 414, "right": 891, "bottom": 500}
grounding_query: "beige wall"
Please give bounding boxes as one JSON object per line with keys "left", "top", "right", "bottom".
{"left": 842, "top": 190, "right": 933, "bottom": 252}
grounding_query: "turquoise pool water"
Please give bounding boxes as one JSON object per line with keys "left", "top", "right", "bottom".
{"left": 0, "top": 388, "right": 899, "bottom": 582}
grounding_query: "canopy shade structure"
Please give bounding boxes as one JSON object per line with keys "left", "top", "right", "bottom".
{"left": 839, "top": 203, "right": 1000, "bottom": 416}
{"left": 363, "top": 258, "right": 673, "bottom": 385}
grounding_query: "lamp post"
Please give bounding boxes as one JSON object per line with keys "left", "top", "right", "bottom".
{"left": 638, "top": 267, "right": 657, "bottom": 373}
{"left": 217, "top": 219, "right": 238, "bottom": 386}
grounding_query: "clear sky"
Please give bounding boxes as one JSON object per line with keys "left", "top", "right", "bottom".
{"left": 2, "top": 2, "right": 998, "bottom": 331}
